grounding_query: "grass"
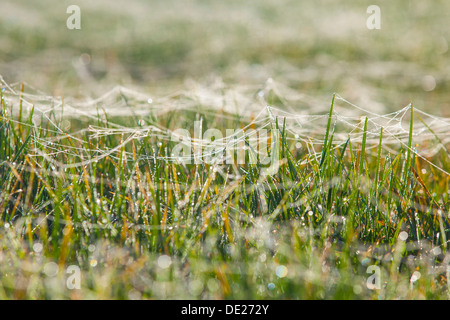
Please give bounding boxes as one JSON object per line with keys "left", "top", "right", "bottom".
{"left": 0, "top": 83, "right": 449, "bottom": 300}
{"left": 1, "top": 0, "right": 450, "bottom": 300}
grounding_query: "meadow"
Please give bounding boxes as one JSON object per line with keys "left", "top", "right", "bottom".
{"left": 0, "top": 0, "right": 449, "bottom": 299}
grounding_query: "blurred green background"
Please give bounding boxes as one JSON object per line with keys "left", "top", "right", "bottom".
{"left": 0, "top": 0, "right": 449, "bottom": 115}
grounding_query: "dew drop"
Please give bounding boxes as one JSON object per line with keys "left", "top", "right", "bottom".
{"left": 157, "top": 255, "right": 172, "bottom": 269}
{"left": 399, "top": 231, "right": 408, "bottom": 241}
{"left": 276, "top": 265, "right": 288, "bottom": 278}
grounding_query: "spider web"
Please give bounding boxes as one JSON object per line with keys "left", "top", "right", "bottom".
{"left": 1, "top": 75, "right": 449, "bottom": 176}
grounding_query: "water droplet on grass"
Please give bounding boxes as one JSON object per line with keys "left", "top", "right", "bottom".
{"left": 43, "top": 262, "right": 59, "bottom": 276}
{"left": 399, "top": 231, "right": 408, "bottom": 241}
{"left": 422, "top": 75, "right": 436, "bottom": 92}
{"left": 276, "top": 265, "right": 288, "bottom": 278}
{"left": 157, "top": 255, "right": 172, "bottom": 269}
{"left": 410, "top": 271, "right": 421, "bottom": 282}
{"left": 33, "top": 243, "right": 43, "bottom": 253}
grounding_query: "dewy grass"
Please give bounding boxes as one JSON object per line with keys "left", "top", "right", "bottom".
{"left": 0, "top": 83, "right": 449, "bottom": 300}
